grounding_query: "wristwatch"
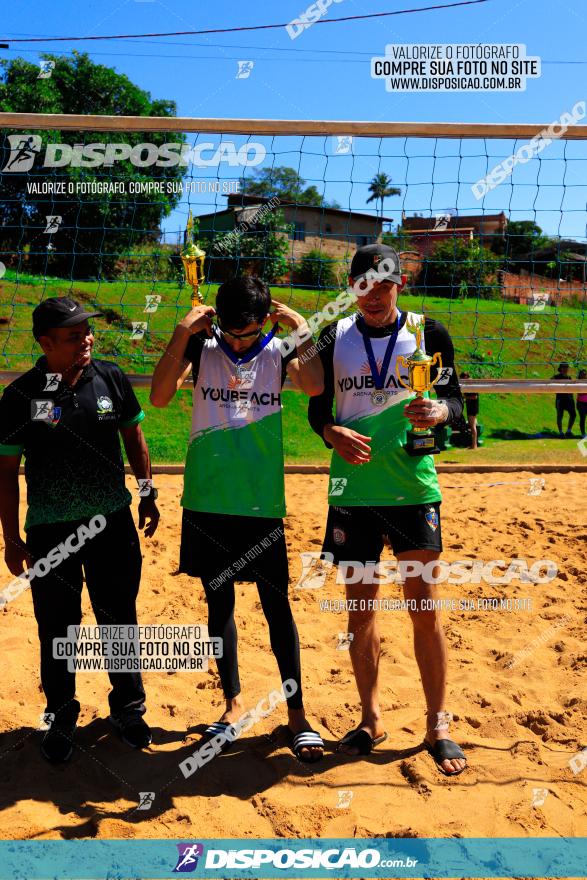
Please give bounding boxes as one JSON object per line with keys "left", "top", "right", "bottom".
{"left": 140, "top": 487, "right": 159, "bottom": 500}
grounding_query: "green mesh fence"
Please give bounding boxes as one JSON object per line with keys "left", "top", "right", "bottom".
{"left": 0, "top": 121, "right": 585, "bottom": 379}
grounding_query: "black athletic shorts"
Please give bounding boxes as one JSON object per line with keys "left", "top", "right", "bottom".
{"left": 556, "top": 397, "right": 576, "bottom": 415}
{"left": 465, "top": 399, "right": 479, "bottom": 418}
{"left": 322, "top": 502, "right": 442, "bottom": 565}
{"left": 179, "top": 509, "right": 288, "bottom": 586}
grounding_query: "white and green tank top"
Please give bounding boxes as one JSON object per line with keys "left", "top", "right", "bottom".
{"left": 181, "top": 333, "right": 286, "bottom": 518}
{"left": 329, "top": 312, "right": 442, "bottom": 507}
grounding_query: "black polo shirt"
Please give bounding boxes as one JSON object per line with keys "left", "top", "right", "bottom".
{"left": 0, "top": 357, "right": 144, "bottom": 530}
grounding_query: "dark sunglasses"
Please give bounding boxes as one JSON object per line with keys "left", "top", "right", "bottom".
{"left": 217, "top": 322, "right": 263, "bottom": 342}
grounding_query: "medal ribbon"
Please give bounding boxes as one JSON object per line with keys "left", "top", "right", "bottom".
{"left": 357, "top": 311, "right": 401, "bottom": 390}
{"left": 214, "top": 323, "right": 278, "bottom": 366}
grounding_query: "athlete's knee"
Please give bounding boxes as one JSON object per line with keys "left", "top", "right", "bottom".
{"left": 346, "top": 577, "right": 379, "bottom": 598}
{"left": 407, "top": 604, "right": 441, "bottom": 630}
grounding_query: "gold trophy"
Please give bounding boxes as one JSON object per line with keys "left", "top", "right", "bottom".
{"left": 180, "top": 210, "right": 206, "bottom": 307}
{"left": 396, "top": 316, "right": 443, "bottom": 456}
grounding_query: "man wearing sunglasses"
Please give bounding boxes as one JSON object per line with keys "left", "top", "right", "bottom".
{"left": 0, "top": 297, "right": 159, "bottom": 763}
{"left": 151, "top": 275, "right": 325, "bottom": 763}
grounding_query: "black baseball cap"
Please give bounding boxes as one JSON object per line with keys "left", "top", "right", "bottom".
{"left": 350, "top": 243, "right": 402, "bottom": 284}
{"left": 32, "top": 297, "right": 102, "bottom": 340}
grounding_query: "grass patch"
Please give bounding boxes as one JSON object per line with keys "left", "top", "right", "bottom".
{"left": 131, "top": 387, "right": 584, "bottom": 465}
{"left": 1, "top": 269, "right": 584, "bottom": 377}
{"left": 1, "top": 271, "right": 585, "bottom": 465}
{"left": 1, "top": 384, "right": 583, "bottom": 466}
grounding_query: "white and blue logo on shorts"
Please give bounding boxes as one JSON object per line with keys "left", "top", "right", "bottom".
{"left": 425, "top": 507, "right": 438, "bottom": 531}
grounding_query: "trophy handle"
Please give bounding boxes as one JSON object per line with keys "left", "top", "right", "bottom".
{"left": 396, "top": 355, "right": 411, "bottom": 389}
{"left": 428, "top": 352, "right": 443, "bottom": 388}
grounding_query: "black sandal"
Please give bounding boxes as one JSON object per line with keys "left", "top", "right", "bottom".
{"left": 424, "top": 711, "right": 467, "bottom": 776}
{"left": 199, "top": 721, "right": 234, "bottom": 754}
{"left": 338, "top": 727, "right": 387, "bottom": 755}
{"left": 289, "top": 729, "right": 324, "bottom": 763}
{"left": 424, "top": 738, "right": 467, "bottom": 775}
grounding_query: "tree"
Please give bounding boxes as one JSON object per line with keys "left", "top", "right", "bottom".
{"left": 491, "top": 220, "right": 551, "bottom": 263}
{"left": 366, "top": 172, "right": 401, "bottom": 219}
{"left": 297, "top": 248, "right": 338, "bottom": 289}
{"left": 238, "top": 166, "right": 340, "bottom": 208}
{"left": 0, "top": 53, "right": 185, "bottom": 278}
{"left": 422, "top": 238, "right": 502, "bottom": 299}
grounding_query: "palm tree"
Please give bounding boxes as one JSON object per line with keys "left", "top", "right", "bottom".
{"left": 366, "top": 172, "right": 401, "bottom": 220}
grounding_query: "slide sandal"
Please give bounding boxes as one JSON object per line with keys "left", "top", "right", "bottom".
{"left": 424, "top": 738, "right": 467, "bottom": 776}
{"left": 289, "top": 728, "right": 324, "bottom": 763}
{"left": 338, "top": 727, "right": 387, "bottom": 755}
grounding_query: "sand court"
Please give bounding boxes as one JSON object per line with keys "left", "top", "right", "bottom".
{"left": 0, "top": 472, "right": 585, "bottom": 841}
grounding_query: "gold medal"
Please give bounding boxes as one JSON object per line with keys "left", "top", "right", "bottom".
{"left": 371, "top": 389, "right": 389, "bottom": 407}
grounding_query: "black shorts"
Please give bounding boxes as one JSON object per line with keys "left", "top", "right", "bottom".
{"left": 556, "top": 397, "right": 576, "bottom": 415}
{"left": 322, "top": 502, "right": 442, "bottom": 566}
{"left": 466, "top": 399, "right": 479, "bottom": 418}
{"left": 179, "top": 509, "right": 288, "bottom": 586}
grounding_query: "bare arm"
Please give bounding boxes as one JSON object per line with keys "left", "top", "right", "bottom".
{"left": 150, "top": 305, "right": 215, "bottom": 407}
{"left": 269, "top": 300, "right": 324, "bottom": 396}
{"left": 286, "top": 337, "right": 324, "bottom": 396}
{"left": 0, "top": 454, "right": 31, "bottom": 576}
{"left": 120, "top": 423, "right": 151, "bottom": 484}
{"left": 306, "top": 323, "right": 371, "bottom": 464}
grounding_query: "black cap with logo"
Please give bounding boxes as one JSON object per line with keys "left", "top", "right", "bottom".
{"left": 350, "top": 243, "right": 402, "bottom": 284}
{"left": 32, "top": 297, "right": 102, "bottom": 340}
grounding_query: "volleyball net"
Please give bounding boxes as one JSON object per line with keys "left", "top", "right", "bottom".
{"left": 0, "top": 112, "right": 585, "bottom": 390}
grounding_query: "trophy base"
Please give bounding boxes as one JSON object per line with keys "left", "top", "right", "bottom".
{"left": 404, "top": 431, "right": 440, "bottom": 457}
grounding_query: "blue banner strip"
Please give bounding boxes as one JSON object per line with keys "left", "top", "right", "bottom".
{"left": 0, "top": 837, "right": 585, "bottom": 878}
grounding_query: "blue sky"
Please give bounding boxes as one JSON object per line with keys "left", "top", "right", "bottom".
{"left": 2, "top": 0, "right": 586, "bottom": 240}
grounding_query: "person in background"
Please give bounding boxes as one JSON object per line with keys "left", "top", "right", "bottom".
{"left": 577, "top": 370, "right": 587, "bottom": 439}
{"left": 460, "top": 372, "right": 479, "bottom": 450}
{"left": 551, "top": 363, "right": 576, "bottom": 438}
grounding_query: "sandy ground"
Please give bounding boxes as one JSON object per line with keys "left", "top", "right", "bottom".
{"left": 0, "top": 472, "right": 585, "bottom": 845}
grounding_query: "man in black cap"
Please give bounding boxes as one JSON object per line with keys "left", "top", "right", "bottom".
{"left": 0, "top": 297, "right": 160, "bottom": 763}
{"left": 308, "top": 244, "right": 468, "bottom": 776}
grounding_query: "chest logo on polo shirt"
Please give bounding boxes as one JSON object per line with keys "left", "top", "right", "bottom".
{"left": 96, "top": 395, "right": 116, "bottom": 421}
{"left": 96, "top": 395, "right": 113, "bottom": 414}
